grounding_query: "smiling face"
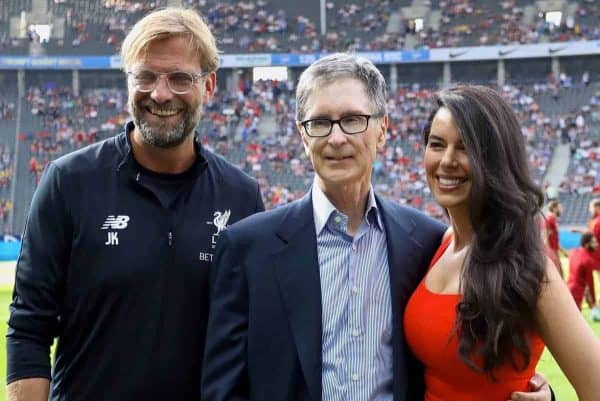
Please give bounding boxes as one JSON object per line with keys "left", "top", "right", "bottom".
{"left": 127, "top": 35, "right": 216, "bottom": 149}
{"left": 298, "top": 78, "right": 387, "bottom": 191}
{"left": 424, "top": 107, "right": 472, "bottom": 215}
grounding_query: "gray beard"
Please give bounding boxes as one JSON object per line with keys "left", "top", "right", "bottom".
{"left": 132, "top": 102, "right": 202, "bottom": 149}
{"left": 137, "top": 117, "right": 189, "bottom": 148}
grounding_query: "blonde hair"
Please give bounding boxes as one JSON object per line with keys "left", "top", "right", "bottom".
{"left": 590, "top": 198, "right": 600, "bottom": 215}
{"left": 120, "top": 7, "right": 219, "bottom": 73}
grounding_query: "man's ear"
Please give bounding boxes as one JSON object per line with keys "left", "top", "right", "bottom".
{"left": 202, "top": 72, "right": 217, "bottom": 102}
{"left": 376, "top": 114, "right": 388, "bottom": 153}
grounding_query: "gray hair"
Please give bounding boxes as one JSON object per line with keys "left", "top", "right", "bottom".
{"left": 295, "top": 53, "right": 387, "bottom": 121}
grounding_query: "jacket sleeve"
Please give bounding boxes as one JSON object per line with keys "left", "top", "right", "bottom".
{"left": 202, "top": 229, "right": 250, "bottom": 401}
{"left": 6, "top": 162, "right": 73, "bottom": 384}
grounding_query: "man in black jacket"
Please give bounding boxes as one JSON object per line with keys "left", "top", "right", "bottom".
{"left": 6, "top": 8, "right": 264, "bottom": 401}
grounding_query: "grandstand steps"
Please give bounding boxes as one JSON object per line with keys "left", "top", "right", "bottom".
{"left": 560, "top": 193, "right": 592, "bottom": 226}
{"left": 522, "top": 5, "right": 538, "bottom": 26}
{"left": 387, "top": 13, "right": 402, "bottom": 34}
{"left": 234, "top": 120, "right": 246, "bottom": 142}
{"left": 404, "top": 34, "right": 419, "bottom": 50}
{"left": 544, "top": 143, "right": 571, "bottom": 188}
{"left": 256, "top": 112, "right": 278, "bottom": 139}
{"left": 536, "top": 84, "right": 597, "bottom": 115}
{"left": 12, "top": 99, "right": 38, "bottom": 235}
{"left": 279, "top": 0, "right": 319, "bottom": 33}
{"left": 566, "top": 3, "right": 580, "bottom": 22}
{"left": 427, "top": 9, "right": 442, "bottom": 31}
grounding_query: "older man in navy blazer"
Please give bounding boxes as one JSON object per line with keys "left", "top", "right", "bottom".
{"left": 201, "top": 54, "right": 552, "bottom": 401}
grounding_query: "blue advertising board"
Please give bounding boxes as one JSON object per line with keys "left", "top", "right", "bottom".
{"left": 0, "top": 49, "right": 431, "bottom": 70}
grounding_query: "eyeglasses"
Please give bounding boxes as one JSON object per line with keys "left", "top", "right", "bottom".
{"left": 300, "top": 114, "right": 382, "bottom": 137}
{"left": 127, "top": 69, "right": 210, "bottom": 95}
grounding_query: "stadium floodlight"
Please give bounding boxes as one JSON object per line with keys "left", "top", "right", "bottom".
{"left": 545, "top": 11, "right": 562, "bottom": 27}
{"left": 253, "top": 66, "right": 288, "bottom": 82}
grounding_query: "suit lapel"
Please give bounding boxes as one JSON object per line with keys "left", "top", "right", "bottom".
{"left": 377, "top": 197, "right": 424, "bottom": 401}
{"left": 273, "top": 194, "right": 322, "bottom": 401}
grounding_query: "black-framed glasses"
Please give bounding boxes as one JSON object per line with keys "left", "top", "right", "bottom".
{"left": 300, "top": 114, "right": 382, "bottom": 137}
{"left": 127, "top": 69, "right": 210, "bottom": 95}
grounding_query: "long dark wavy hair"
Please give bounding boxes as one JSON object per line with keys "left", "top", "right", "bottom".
{"left": 422, "top": 85, "right": 546, "bottom": 376}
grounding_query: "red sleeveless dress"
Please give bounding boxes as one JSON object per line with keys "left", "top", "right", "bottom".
{"left": 404, "top": 236, "right": 545, "bottom": 401}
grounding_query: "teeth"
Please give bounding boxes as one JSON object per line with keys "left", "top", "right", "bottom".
{"left": 439, "top": 177, "right": 463, "bottom": 186}
{"left": 149, "top": 107, "right": 179, "bottom": 116}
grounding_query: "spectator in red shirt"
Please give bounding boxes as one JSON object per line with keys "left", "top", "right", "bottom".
{"left": 587, "top": 199, "right": 600, "bottom": 261}
{"left": 567, "top": 232, "right": 600, "bottom": 310}
{"left": 545, "top": 200, "right": 563, "bottom": 277}
{"left": 588, "top": 198, "right": 600, "bottom": 239}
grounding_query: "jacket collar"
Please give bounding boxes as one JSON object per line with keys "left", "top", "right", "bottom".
{"left": 115, "top": 121, "right": 208, "bottom": 179}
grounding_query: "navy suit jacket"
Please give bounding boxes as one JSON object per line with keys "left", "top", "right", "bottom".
{"left": 202, "top": 192, "right": 446, "bottom": 401}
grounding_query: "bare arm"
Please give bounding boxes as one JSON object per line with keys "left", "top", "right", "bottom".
{"left": 537, "top": 259, "right": 600, "bottom": 401}
{"left": 6, "top": 378, "right": 49, "bottom": 401}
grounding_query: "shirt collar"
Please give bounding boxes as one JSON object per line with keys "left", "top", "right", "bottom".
{"left": 311, "top": 179, "right": 383, "bottom": 235}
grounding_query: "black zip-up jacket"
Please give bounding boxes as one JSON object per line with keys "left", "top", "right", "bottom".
{"left": 6, "top": 123, "right": 265, "bottom": 401}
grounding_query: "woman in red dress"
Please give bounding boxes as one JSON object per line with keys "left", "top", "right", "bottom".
{"left": 404, "top": 85, "right": 600, "bottom": 401}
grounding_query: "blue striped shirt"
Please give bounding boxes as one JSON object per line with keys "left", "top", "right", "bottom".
{"left": 312, "top": 183, "right": 393, "bottom": 401}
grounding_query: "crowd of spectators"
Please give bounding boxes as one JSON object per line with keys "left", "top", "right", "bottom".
{"left": 21, "top": 85, "right": 129, "bottom": 183}
{"left": 0, "top": 143, "right": 13, "bottom": 230}
{"left": 415, "top": 0, "right": 600, "bottom": 49}
{"left": 12, "top": 73, "right": 599, "bottom": 216}
{"left": 0, "top": 144, "right": 13, "bottom": 190}
{"left": 559, "top": 88, "right": 600, "bottom": 195}
{"left": 0, "top": 199, "right": 12, "bottom": 226}
{"left": 199, "top": 1, "right": 319, "bottom": 53}
{"left": 0, "top": 100, "right": 15, "bottom": 121}
{"left": 198, "top": 79, "right": 571, "bottom": 212}
{"left": 0, "top": 76, "right": 17, "bottom": 233}
{"left": 2, "top": 0, "right": 600, "bottom": 55}
{"left": 200, "top": 78, "right": 309, "bottom": 209}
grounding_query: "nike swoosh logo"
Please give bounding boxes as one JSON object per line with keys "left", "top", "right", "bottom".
{"left": 549, "top": 46, "right": 567, "bottom": 54}
{"left": 498, "top": 48, "right": 517, "bottom": 56}
{"left": 449, "top": 50, "right": 468, "bottom": 58}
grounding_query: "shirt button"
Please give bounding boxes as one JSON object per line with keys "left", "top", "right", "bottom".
{"left": 334, "top": 215, "right": 341, "bottom": 223}
{"left": 352, "top": 329, "right": 360, "bottom": 337}
{"left": 351, "top": 373, "right": 359, "bottom": 381}
{"left": 352, "top": 244, "right": 357, "bottom": 251}
{"left": 351, "top": 286, "right": 358, "bottom": 294}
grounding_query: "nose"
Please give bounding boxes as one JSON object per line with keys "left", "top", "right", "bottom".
{"left": 440, "top": 147, "right": 458, "bottom": 168}
{"left": 326, "top": 122, "right": 348, "bottom": 146}
{"left": 150, "top": 74, "right": 174, "bottom": 104}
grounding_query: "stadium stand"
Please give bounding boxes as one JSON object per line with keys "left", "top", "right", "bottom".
{"left": 1, "top": 0, "right": 600, "bottom": 54}
{"left": 558, "top": 85, "right": 600, "bottom": 202}
{"left": 559, "top": 192, "right": 594, "bottom": 226}
{"left": 1, "top": 1, "right": 600, "bottom": 234}
{"left": 4, "top": 66, "right": 600, "bottom": 231}
{"left": 0, "top": 72, "right": 18, "bottom": 235}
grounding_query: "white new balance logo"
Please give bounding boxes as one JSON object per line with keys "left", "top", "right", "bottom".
{"left": 101, "top": 215, "right": 130, "bottom": 230}
{"left": 101, "top": 215, "right": 130, "bottom": 246}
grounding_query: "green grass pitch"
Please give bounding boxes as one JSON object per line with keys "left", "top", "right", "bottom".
{"left": 0, "top": 272, "right": 598, "bottom": 400}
